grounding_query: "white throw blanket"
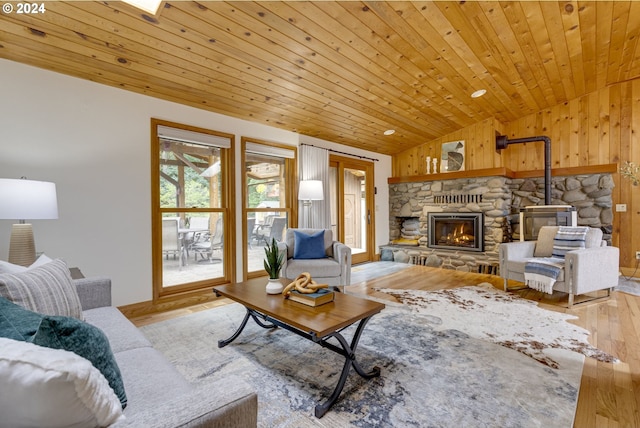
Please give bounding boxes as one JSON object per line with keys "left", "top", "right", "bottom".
{"left": 524, "top": 257, "right": 565, "bottom": 294}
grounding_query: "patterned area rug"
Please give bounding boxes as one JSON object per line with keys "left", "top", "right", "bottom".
{"left": 376, "top": 283, "right": 618, "bottom": 369}
{"left": 139, "top": 285, "right": 612, "bottom": 427}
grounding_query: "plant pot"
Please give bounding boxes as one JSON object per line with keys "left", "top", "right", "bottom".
{"left": 266, "top": 278, "right": 283, "bottom": 294}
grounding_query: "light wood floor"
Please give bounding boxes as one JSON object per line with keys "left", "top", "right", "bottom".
{"left": 129, "top": 265, "right": 640, "bottom": 427}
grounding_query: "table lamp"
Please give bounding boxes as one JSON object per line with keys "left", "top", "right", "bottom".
{"left": 298, "top": 180, "right": 324, "bottom": 228}
{"left": 0, "top": 178, "right": 58, "bottom": 266}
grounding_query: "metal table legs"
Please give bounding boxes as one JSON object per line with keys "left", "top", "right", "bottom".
{"left": 216, "top": 306, "right": 380, "bottom": 418}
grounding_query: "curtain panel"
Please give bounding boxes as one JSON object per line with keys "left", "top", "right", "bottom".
{"left": 298, "top": 145, "right": 330, "bottom": 228}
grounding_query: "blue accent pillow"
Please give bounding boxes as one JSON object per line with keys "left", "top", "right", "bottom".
{"left": 293, "top": 230, "right": 326, "bottom": 259}
{"left": 0, "top": 296, "right": 127, "bottom": 409}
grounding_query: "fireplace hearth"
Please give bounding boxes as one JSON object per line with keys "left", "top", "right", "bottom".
{"left": 428, "top": 212, "right": 484, "bottom": 252}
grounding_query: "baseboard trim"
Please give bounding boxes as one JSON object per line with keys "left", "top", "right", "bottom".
{"left": 118, "top": 288, "right": 220, "bottom": 319}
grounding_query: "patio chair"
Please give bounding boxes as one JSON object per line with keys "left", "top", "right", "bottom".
{"left": 191, "top": 218, "right": 223, "bottom": 263}
{"left": 247, "top": 218, "right": 256, "bottom": 249}
{"left": 162, "top": 218, "right": 184, "bottom": 265}
{"left": 256, "top": 217, "right": 287, "bottom": 245}
{"left": 183, "top": 216, "right": 210, "bottom": 257}
{"left": 268, "top": 217, "right": 287, "bottom": 243}
{"left": 255, "top": 215, "right": 275, "bottom": 244}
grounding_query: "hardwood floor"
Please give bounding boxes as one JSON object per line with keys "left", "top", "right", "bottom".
{"left": 129, "top": 265, "right": 640, "bottom": 427}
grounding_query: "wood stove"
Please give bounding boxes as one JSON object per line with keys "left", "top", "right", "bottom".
{"left": 428, "top": 212, "right": 484, "bottom": 252}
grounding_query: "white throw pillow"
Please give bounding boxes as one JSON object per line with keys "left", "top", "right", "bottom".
{"left": 0, "top": 258, "right": 84, "bottom": 319}
{"left": 0, "top": 254, "right": 54, "bottom": 274}
{"left": 30, "top": 254, "right": 53, "bottom": 268}
{"left": 0, "top": 337, "right": 124, "bottom": 428}
{"left": 0, "top": 260, "right": 28, "bottom": 274}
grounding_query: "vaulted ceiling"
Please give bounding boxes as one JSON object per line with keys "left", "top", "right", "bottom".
{"left": 1, "top": 1, "right": 639, "bottom": 155}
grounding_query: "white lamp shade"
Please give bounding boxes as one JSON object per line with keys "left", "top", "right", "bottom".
{"left": 298, "top": 180, "right": 324, "bottom": 201}
{"left": 0, "top": 179, "right": 58, "bottom": 220}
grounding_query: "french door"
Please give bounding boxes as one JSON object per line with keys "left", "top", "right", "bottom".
{"left": 329, "top": 155, "right": 375, "bottom": 264}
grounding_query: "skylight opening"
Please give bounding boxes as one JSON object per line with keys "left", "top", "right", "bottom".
{"left": 122, "top": 0, "right": 162, "bottom": 15}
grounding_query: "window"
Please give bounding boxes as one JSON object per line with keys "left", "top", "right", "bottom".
{"left": 152, "top": 119, "right": 235, "bottom": 298}
{"left": 242, "top": 138, "right": 297, "bottom": 279}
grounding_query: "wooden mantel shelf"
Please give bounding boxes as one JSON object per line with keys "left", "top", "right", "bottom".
{"left": 388, "top": 164, "right": 618, "bottom": 184}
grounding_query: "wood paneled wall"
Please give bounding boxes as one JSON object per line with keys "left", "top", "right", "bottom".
{"left": 392, "top": 118, "right": 504, "bottom": 177}
{"left": 392, "top": 79, "right": 640, "bottom": 269}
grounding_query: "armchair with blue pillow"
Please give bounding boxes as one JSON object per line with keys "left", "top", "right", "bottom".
{"left": 277, "top": 228, "right": 352, "bottom": 288}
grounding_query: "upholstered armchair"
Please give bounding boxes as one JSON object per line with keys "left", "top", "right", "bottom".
{"left": 277, "top": 228, "right": 352, "bottom": 287}
{"left": 499, "top": 226, "right": 619, "bottom": 307}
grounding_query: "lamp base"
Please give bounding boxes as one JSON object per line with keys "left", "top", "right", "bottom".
{"left": 8, "top": 223, "right": 36, "bottom": 267}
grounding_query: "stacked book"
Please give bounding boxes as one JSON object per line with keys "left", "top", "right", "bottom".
{"left": 287, "top": 288, "right": 334, "bottom": 307}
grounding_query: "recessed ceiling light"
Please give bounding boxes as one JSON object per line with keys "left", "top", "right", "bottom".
{"left": 383, "top": 129, "right": 395, "bottom": 136}
{"left": 471, "top": 89, "right": 487, "bottom": 98}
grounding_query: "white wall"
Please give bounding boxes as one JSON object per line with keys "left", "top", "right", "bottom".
{"left": 0, "top": 59, "right": 391, "bottom": 306}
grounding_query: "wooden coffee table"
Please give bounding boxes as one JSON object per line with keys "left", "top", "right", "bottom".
{"left": 213, "top": 278, "right": 385, "bottom": 418}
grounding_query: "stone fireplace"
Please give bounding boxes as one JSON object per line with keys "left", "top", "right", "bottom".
{"left": 428, "top": 212, "right": 484, "bottom": 252}
{"left": 384, "top": 172, "right": 614, "bottom": 272}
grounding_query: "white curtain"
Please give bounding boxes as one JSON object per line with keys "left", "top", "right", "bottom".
{"left": 299, "top": 145, "right": 331, "bottom": 228}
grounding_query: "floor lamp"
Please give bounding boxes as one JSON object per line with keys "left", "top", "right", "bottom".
{"left": 298, "top": 180, "right": 324, "bottom": 228}
{"left": 0, "top": 178, "right": 58, "bottom": 266}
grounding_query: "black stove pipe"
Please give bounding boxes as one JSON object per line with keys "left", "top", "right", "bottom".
{"left": 496, "top": 135, "right": 552, "bottom": 205}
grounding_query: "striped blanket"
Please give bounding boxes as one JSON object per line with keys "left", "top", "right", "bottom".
{"left": 524, "top": 257, "right": 565, "bottom": 294}
{"left": 524, "top": 226, "right": 589, "bottom": 294}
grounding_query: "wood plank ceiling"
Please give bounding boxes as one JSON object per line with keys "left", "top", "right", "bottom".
{"left": 1, "top": 1, "right": 639, "bottom": 155}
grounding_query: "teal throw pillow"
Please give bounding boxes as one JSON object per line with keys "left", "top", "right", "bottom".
{"left": 0, "top": 296, "right": 127, "bottom": 409}
{"left": 293, "top": 230, "right": 326, "bottom": 259}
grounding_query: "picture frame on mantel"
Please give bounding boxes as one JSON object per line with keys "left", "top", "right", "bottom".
{"left": 441, "top": 140, "right": 465, "bottom": 172}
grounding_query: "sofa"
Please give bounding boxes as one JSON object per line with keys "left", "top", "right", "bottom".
{"left": 277, "top": 228, "right": 352, "bottom": 287}
{"left": 0, "top": 259, "right": 257, "bottom": 428}
{"left": 79, "top": 276, "right": 258, "bottom": 427}
{"left": 499, "top": 225, "right": 619, "bottom": 307}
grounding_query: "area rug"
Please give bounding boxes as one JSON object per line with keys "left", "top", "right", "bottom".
{"left": 139, "top": 287, "right": 607, "bottom": 427}
{"left": 376, "top": 283, "right": 618, "bottom": 369}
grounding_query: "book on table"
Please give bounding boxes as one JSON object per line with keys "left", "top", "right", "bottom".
{"left": 287, "top": 288, "right": 335, "bottom": 307}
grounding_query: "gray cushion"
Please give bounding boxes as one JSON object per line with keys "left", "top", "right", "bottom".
{"left": 83, "top": 307, "right": 152, "bottom": 353}
{"left": 285, "top": 258, "right": 341, "bottom": 279}
{"left": 0, "top": 259, "right": 83, "bottom": 320}
{"left": 116, "top": 347, "right": 191, "bottom": 416}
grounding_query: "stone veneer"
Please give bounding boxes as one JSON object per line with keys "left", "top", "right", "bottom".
{"left": 385, "top": 173, "right": 614, "bottom": 272}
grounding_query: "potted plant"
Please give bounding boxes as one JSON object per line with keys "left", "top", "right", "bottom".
{"left": 264, "top": 237, "right": 284, "bottom": 294}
